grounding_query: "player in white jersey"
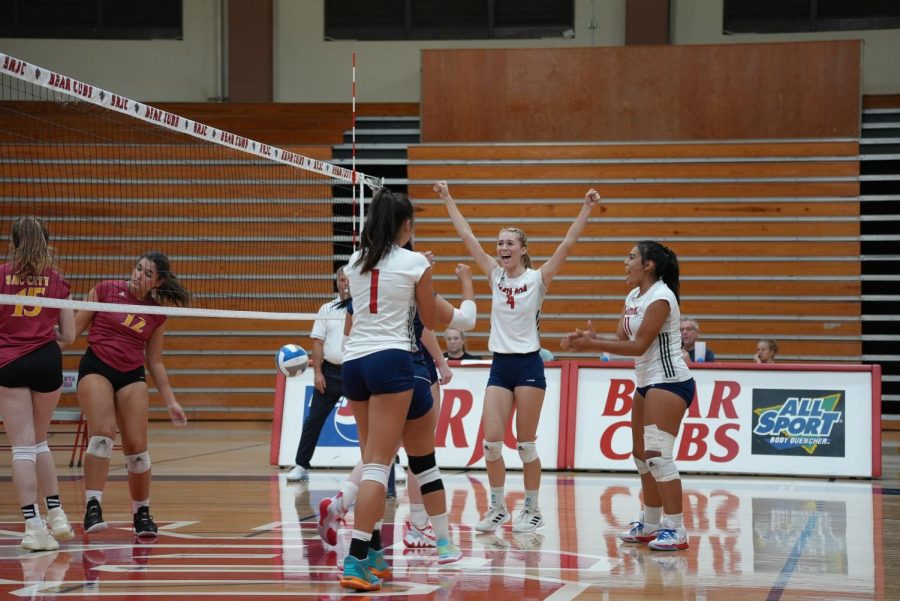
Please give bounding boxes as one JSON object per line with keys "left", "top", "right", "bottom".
{"left": 339, "top": 188, "right": 460, "bottom": 592}
{"left": 435, "top": 180, "right": 600, "bottom": 536}
{"left": 562, "top": 240, "right": 695, "bottom": 551}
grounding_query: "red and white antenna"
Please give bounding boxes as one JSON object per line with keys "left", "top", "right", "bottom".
{"left": 351, "top": 52, "right": 360, "bottom": 251}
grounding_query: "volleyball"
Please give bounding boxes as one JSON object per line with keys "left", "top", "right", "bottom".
{"left": 276, "top": 344, "right": 308, "bottom": 377}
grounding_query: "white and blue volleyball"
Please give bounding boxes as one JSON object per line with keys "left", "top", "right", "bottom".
{"left": 276, "top": 344, "right": 308, "bottom": 377}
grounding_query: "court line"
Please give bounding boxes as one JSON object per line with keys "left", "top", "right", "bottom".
{"left": 765, "top": 500, "right": 822, "bottom": 601}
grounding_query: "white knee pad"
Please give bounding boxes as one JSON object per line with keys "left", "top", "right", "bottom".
{"left": 86, "top": 436, "right": 114, "bottom": 459}
{"left": 125, "top": 451, "right": 151, "bottom": 474}
{"left": 644, "top": 424, "right": 680, "bottom": 482}
{"left": 12, "top": 445, "right": 37, "bottom": 463}
{"left": 517, "top": 441, "right": 539, "bottom": 464}
{"left": 35, "top": 441, "right": 51, "bottom": 455}
{"left": 483, "top": 440, "right": 503, "bottom": 462}
{"left": 633, "top": 456, "right": 650, "bottom": 475}
{"left": 361, "top": 463, "right": 391, "bottom": 488}
{"left": 449, "top": 300, "right": 477, "bottom": 331}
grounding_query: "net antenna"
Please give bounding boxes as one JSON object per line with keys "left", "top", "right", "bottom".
{"left": 0, "top": 52, "right": 381, "bottom": 321}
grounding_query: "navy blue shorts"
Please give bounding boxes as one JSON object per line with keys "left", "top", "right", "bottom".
{"left": 486, "top": 351, "right": 546, "bottom": 391}
{"left": 636, "top": 378, "right": 696, "bottom": 407}
{"left": 409, "top": 358, "right": 434, "bottom": 420}
{"left": 0, "top": 341, "right": 63, "bottom": 393}
{"left": 342, "top": 349, "right": 415, "bottom": 401}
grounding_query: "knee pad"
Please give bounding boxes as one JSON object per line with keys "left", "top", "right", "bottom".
{"left": 125, "top": 451, "right": 151, "bottom": 474}
{"left": 517, "top": 441, "right": 539, "bottom": 464}
{"left": 483, "top": 440, "right": 503, "bottom": 462}
{"left": 644, "top": 425, "right": 680, "bottom": 482}
{"left": 449, "top": 300, "right": 477, "bottom": 331}
{"left": 633, "top": 455, "right": 650, "bottom": 475}
{"left": 361, "top": 463, "right": 391, "bottom": 488}
{"left": 86, "top": 436, "right": 114, "bottom": 459}
{"left": 35, "top": 441, "right": 51, "bottom": 455}
{"left": 12, "top": 445, "right": 37, "bottom": 463}
{"left": 408, "top": 453, "right": 444, "bottom": 495}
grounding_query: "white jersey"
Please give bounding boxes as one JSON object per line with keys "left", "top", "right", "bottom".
{"left": 343, "top": 245, "right": 430, "bottom": 362}
{"left": 488, "top": 267, "right": 546, "bottom": 354}
{"left": 310, "top": 296, "right": 348, "bottom": 365}
{"left": 622, "top": 280, "right": 691, "bottom": 387}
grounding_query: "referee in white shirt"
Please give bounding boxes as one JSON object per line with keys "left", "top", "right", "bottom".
{"left": 287, "top": 266, "right": 349, "bottom": 482}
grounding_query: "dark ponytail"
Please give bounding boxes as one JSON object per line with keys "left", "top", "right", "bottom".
{"left": 356, "top": 188, "right": 414, "bottom": 274}
{"left": 140, "top": 251, "right": 191, "bottom": 307}
{"left": 636, "top": 240, "right": 680, "bottom": 303}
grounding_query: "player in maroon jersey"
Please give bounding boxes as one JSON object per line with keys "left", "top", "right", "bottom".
{"left": 0, "top": 216, "right": 76, "bottom": 551}
{"left": 71, "top": 251, "right": 190, "bottom": 539}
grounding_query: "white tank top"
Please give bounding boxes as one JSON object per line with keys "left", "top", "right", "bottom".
{"left": 343, "top": 246, "right": 430, "bottom": 362}
{"left": 622, "top": 280, "right": 691, "bottom": 387}
{"left": 488, "top": 267, "right": 546, "bottom": 354}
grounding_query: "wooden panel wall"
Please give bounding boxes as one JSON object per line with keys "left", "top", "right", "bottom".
{"left": 421, "top": 41, "right": 861, "bottom": 142}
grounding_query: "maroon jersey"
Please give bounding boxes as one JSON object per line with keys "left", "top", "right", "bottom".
{"left": 87, "top": 280, "right": 167, "bottom": 372}
{"left": 0, "top": 263, "right": 71, "bottom": 368}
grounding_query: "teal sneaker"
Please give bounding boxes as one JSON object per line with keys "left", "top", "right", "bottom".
{"left": 339, "top": 555, "right": 381, "bottom": 591}
{"left": 367, "top": 547, "right": 392, "bottom": 580}
{"left": 436, "top": 538, "right": 462, "bottom": 565}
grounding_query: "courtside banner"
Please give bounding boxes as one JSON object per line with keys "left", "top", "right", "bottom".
{"left": 570, "top": 363, "right": 879, "bottom": 477}
{"left": 272, "top": 363, "right": 564, "bottom": 469}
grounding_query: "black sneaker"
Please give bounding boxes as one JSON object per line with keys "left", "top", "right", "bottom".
{"left": 83, "top": 498, "right": 107, "bottom": 533}
{"left": 133, "top": 506, "right": 158, "bottom": 540}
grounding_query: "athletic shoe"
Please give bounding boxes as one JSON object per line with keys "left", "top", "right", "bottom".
{"left": 46, "top": 507, "right": 75, "bottom": 541}
{"left": 286, "top": 466, "right": 309, "bottom": 482}
{"left": 475, "top": 505, "right": 510, "bottom": 532}
{"left": 339, "top": 555, "right": 381, "bottom": 591}
{"left": 435, "top": 538, "right": 463, "bottom": 565}
{"left": 367, "top": 547, "right": 392, "bottom": 580}
{"left": 618, "top": 520, "right": 659, "bottom": 543}
{"left": 648, "top": 519, "right": 689, "bottom": 551}
{"left": 511, "top": 508, "right": 544, "bottom": 534}
{"left": 393, "top": 462, "right": 406, "bottom": 483}
{"left": 83, "top": 498, "right": 107, "bottom": 534}
{"left": 133, "top": 506, "right": 159, "bottom": 540}
{"left": 21, "top": 520, "right": 60, "bottom": 552}
{"left": 317, "top": 496, "right": 344, "bottom": 546}
{"left": 403, "top": 519, "right": 437, "bottom": 548}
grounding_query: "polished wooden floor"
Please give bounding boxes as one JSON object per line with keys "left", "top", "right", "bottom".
{"left": 1, "top": 421, "right": 898, "bottom": 600}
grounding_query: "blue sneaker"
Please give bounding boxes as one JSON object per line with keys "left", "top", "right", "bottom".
{"left": 436, "top": 538, "right": 462, "bottom": 565}
{"left": 339, "top": 555, "right": 381, "bottom": 591}
{"left": 367, "top": 547, "right": 392, "bottom": 580}
{"left": 647, "top": 519, "right": 689, "bottom": 551}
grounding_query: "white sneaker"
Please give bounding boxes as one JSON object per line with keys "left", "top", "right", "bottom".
{"left": 403, "top": 519, "right": 437, "bottom": 548}
{"left": 393, "top": 463, "right": 406, "bottom": 483}
{"left": 475, "top": 505, "right": 510, "bottom": 532}
{"left": 648, "top": 519, "right": 689, "bottom": 551}
{"left": 46, "top": 507, "right": 75, "bottom": 541}
{"left": 619, "top": 520, "right": 660, "bottom": 543}
{"left": 21, "top": 521, "right": 59, "bottom": 552}
{"left": 511, "top": 508, "right": 544, "bottom": 533}
{"left": 286, "top": 466, "right": 309, "bottom": 482}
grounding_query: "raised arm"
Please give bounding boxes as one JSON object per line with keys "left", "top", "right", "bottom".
{"left": 539, "top": 188, "right": 600, "bottom": 287}
{"left": 433, "top": 181, "right": 498, "bottom": 277}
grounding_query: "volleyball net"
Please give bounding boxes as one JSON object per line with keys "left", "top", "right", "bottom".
{"left": 0, "top": 52, "right": 379, "bottom": 320}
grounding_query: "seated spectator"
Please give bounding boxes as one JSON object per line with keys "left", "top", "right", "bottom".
{"left": 755, "top": 339, "right": 778, "bottom": 364}
{"left": 538, "top": 347, "right": 555, "bottom": 362}
{"left": 443, "top": 327, "right": 480, "bottom": 360}
{"left": 680, "top": 318, "right": 715, "bottom": 362}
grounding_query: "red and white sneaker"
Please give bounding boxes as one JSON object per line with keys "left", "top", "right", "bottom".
{"left": 618, "top": 520, "right": 659, "bottom": 543}
{"left": 647, "top": 519, "right": 689, "bottom": 551}
{"left": 402, "top": 519, "right": 437, "bottom": 548}
{"left": 317, "top": 495, "right": 345, "bottom": 546}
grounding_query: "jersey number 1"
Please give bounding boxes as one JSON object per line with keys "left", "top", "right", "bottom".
{"left": 369, "top": 269, "right": 380, "bottom": 314}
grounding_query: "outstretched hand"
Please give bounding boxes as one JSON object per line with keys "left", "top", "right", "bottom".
{"left": 433, "top": 180, "right": 451, "bottom": 199}
{"left": 585, "top": 188, "right": 601, "bottom": 208}
{"left": 560, "top": 328, "right": 593, "bottom": 351}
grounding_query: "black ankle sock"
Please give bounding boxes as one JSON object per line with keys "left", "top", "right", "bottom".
{"left": 349, "top": 537, "right": 369, "bottom": 560}
{"left": 22, "top": 504, "right": 37, "bottom": 520}
{"left": 45, "top": 495, "right": 61, "bottom": 510}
